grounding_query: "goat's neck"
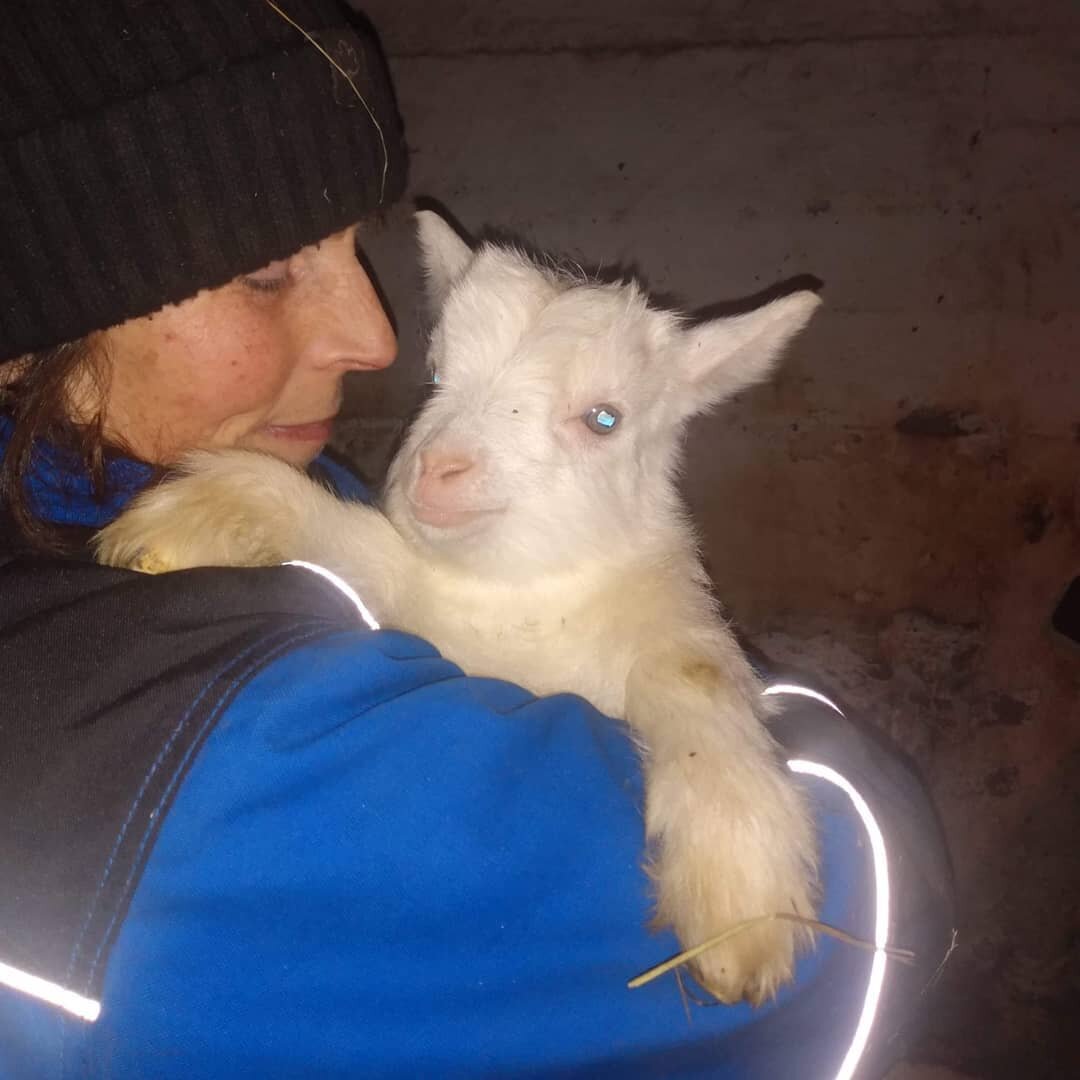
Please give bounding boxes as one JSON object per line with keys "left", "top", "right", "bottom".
{"left": 414, "top": 522, "right": 701, "bottom": 612}
{"left": 393, "top": 529, "right": 720, "bottom": 717}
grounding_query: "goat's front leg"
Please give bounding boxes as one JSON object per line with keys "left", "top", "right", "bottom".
{"left": 94, "top": 449, "right": 411, "bottom": 618}
{"left": 625, "top": 643, "right": 818, "bottom": 1005}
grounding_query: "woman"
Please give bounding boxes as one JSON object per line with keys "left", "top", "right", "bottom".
{"left": 0, "top": 2, "right": 949, "bottom": 1076}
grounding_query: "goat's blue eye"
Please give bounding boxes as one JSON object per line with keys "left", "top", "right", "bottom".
{"left": 584, "top": 404, "right": 622, "bottom": 434}
{"left": 431, "top": 372, "right": 440, "bottom": 385}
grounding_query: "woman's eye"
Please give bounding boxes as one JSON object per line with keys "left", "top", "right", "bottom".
{"left": 583, "top": 404, "right": 622, "bottom": 434}
{"left": 241, "top": 260, "right": 290, "bottom": 293}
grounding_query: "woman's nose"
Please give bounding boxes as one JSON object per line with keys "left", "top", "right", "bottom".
{"left": 295, "top": 239, "right": 398, "bottom": 372}
{"left": 332, "top": 260, "right": 398, "bottom": 371}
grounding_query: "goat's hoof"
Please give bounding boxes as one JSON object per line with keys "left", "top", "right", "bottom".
{"left": 653, "top": 806, "right": 817, "bottom": 1005}
{"left": 678, "top": 908, "right": 807, "bottom": 1006}
{"left": 131, "top": 548, "right": 176, "bottom": 575}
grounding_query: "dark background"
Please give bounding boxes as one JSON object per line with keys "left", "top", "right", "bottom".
{"left": 339, "top": 4, "right": 1080, "bottom": 1075}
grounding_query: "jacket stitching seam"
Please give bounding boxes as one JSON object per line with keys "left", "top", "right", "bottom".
{"left": 63, "top": 623, "right": 338, "bottom": 993}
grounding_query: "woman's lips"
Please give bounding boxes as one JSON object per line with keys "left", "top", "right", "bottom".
{"left": 263, "top": 418, "right": 335, "bottom": 443}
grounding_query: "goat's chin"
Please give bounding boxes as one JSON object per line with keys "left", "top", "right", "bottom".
{"left": 395, "top": 500, "right": 505, "bottom": 545}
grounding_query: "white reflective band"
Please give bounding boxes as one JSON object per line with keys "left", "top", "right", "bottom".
{"left": 284, "top": 561, "right": 380, "bottom": 630}
{"left": 786, "top": 757, "right": 890, "bottom": 1080}
{"left": 0, "top": 959, "right": 101, "bottom": 1022}
{"left": 764, "top": 682, "right": 844, "bottom": 716}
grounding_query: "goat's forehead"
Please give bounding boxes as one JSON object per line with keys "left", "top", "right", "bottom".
{"left": 446, "top": 250, "right": 553, "bottom": 323}
{"left": 540, "top": 283, "right": 637, "bottom": 330}
{"left": 440, "top": 250, "right": 666, "bottom": 385}
{"left": 525, "top": 285, "right": 661, "bottom": 371}
{"left": 437, "top": 252, "right": 552, "bottom": 364}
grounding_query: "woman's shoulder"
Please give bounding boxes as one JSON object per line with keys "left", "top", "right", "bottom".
{"left": 0, "top": 554, "right": 919, "bottom": 1077}
{"left": 0, "top": 558, "right": 384, "bottom": 1022}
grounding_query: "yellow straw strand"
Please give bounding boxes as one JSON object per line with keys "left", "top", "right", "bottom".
{"left": 260, "top": 0, "right": 389, "bottom": 204}
{"left": 628, "top": 912, "right": 918, "bottom": 991}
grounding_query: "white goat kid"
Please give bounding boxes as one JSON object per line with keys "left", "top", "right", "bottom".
{"left": 96, "top": 211, "right": 822, "bottom": 1005}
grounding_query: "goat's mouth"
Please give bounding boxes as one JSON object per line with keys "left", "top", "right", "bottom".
{"left": 406, "top": 498, "right": 506, "bottom": 531}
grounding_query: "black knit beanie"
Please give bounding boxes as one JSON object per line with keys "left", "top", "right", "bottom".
{"left": 0, "top": 0, "right": 407, "bottom": 362}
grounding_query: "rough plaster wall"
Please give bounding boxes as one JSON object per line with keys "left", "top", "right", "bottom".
{"left": 338, "top": 3, "right": 1080, "bottom": 1074}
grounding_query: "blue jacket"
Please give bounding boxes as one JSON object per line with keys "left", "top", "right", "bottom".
{"left": 0, "top": 421, "right": 945, "bottom": 1078}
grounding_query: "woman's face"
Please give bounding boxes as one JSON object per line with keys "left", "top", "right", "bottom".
{"left": 97, "top": 224, "right": 396, "bottom": 467}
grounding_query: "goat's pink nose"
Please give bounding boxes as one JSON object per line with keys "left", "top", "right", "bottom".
{"left": 418, "top": 450, "right": 476, "bottom": 486}
{"left": 410, "top": 450, "right": 487, "bottom": 528}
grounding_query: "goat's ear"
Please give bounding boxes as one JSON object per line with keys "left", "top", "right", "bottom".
{"left": 676, "top": 290, "right": 821, "bottom": 414}
{"left": 415, "top": 211, "right": 473, "bottom": 310}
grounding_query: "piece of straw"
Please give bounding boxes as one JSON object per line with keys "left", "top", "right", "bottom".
{"left": 629, "top": 912, "right": 917, "bottom": 991}
{"left": 260, "top": 0, "right": 389, "bottom": 204}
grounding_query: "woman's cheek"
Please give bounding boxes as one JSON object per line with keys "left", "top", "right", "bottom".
{"left": 191, "top": 338, "right": 291, "bottom": 413}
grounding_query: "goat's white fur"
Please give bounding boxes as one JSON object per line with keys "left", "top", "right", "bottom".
{"left": 96, "top": 211, "right": 822, "bottom": 1004}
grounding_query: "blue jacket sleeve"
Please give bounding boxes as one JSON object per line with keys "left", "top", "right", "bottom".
{"left": 310, "top": 452, "right": 376, "bottom": 504}
{"left": 19, "top": 629, "right": 879, "bottom": 1079}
